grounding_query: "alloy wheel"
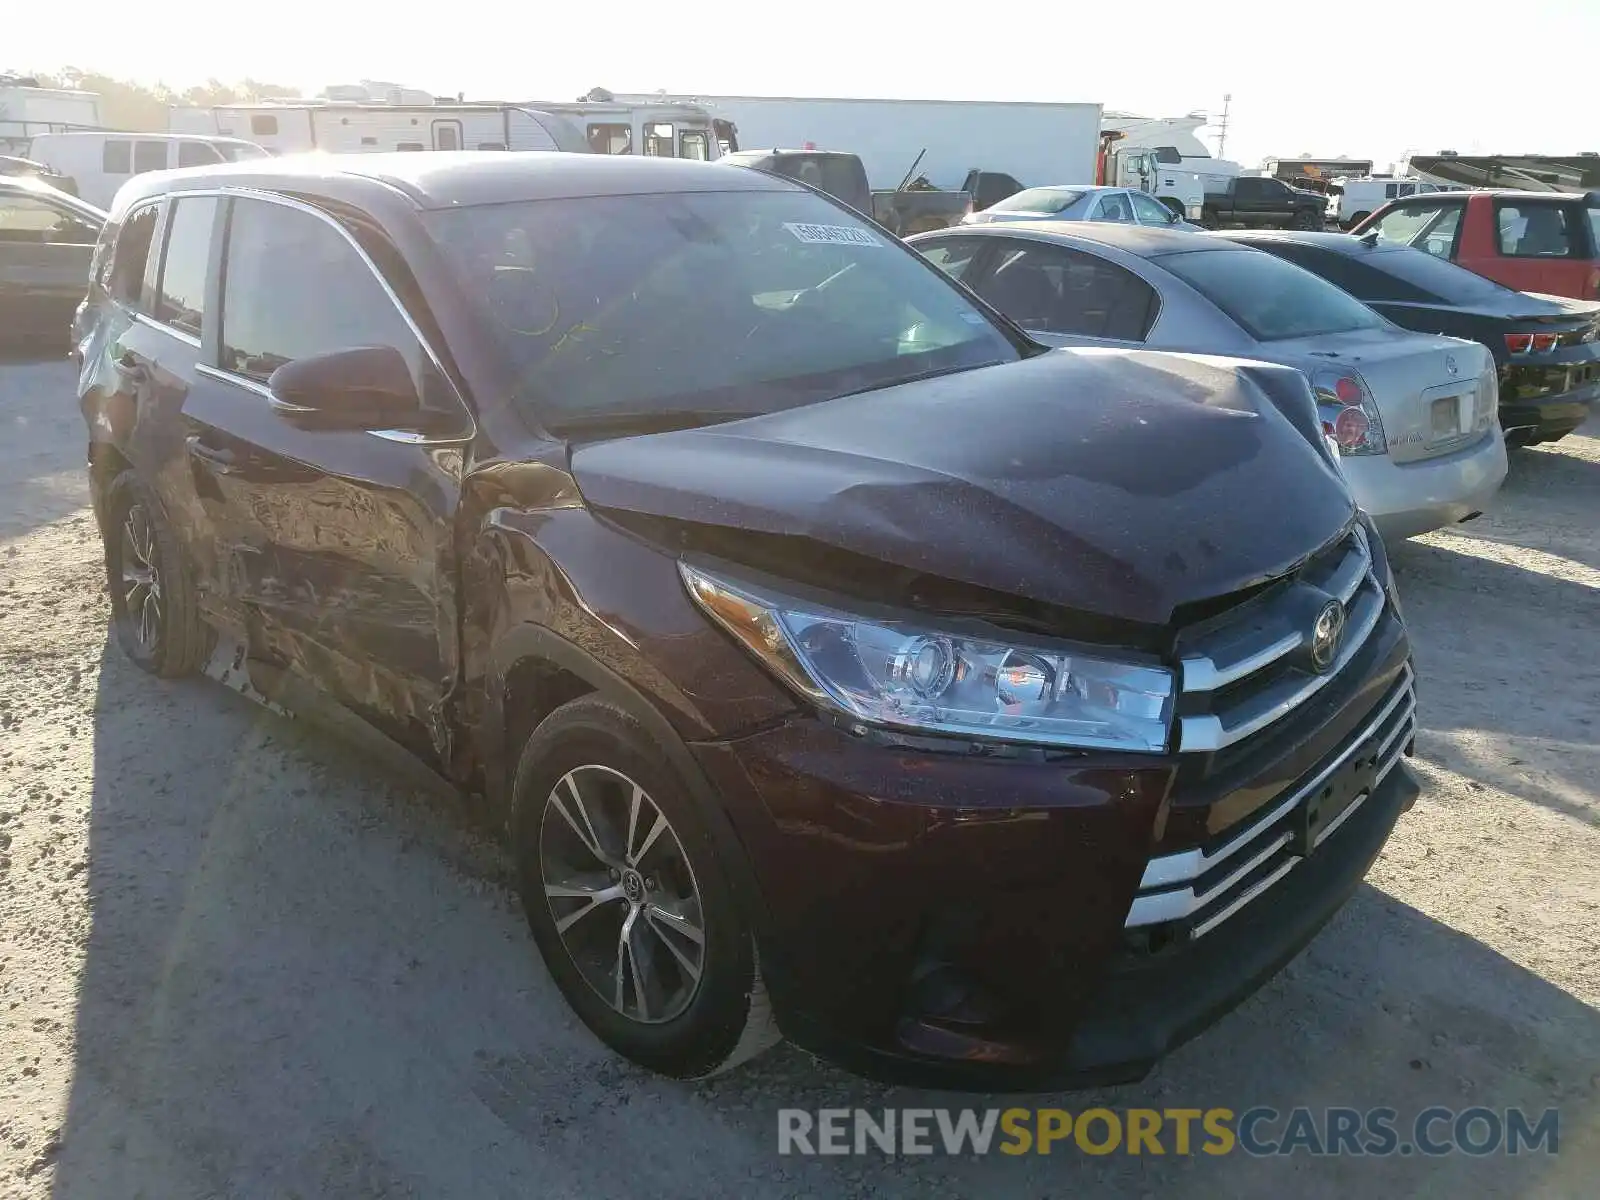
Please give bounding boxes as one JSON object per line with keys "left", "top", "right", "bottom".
{"left": 539, "top": 764, "right": 706, "bottom": 1024}
{"left": 119, "top": 502, "right": 163, "bottom": 654}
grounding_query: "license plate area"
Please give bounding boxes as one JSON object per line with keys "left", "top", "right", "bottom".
{"left": 1430, "top": 393, "right": 1463, "bottom": 438}
{"left": 1293, "top": 730, "right": 1382, "bottom": 856}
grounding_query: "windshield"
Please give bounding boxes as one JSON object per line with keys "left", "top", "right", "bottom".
{"left": 990, "top": 188, "right": 1084, "bottom": 215}
{"left": 1369, "top": 245, "right": 1517, "bottom": 305}
{"left": 1160, "top": 248, "right": 1387, "bottom": 341}
{"left": 425, "top": 189, "right": 1022, "bottom": 429}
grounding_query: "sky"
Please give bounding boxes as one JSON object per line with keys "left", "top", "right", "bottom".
{"left": 9, "top": 0, "right": 1599, "bottom": 171}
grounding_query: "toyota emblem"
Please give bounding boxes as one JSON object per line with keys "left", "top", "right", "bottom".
{"left": 1310, "top": 601, "right": 1346, "bottom": 674}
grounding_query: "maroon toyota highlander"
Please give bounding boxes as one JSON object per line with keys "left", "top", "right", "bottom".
{"left": 74, "top": 152, "right": 1419, "bottom": 1089}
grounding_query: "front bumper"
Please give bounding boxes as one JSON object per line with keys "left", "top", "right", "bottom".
{"left": 690, "top": 608, "right": 1416, "bottom": 1090}
{"left": 1341, "top": 430, "right": 1508, "bottom": 541}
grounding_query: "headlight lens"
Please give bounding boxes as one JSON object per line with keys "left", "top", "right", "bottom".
{"left": 682, "top": 564, "right": 1174, "bottom": 752}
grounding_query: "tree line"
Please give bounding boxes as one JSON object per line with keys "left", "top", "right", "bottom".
{"left": 22, "top": 69, "right": 303, "bottom": 131}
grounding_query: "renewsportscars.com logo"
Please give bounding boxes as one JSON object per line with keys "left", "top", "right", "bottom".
{"left": 777, "top": 1106, "right": 1560, "bottom": 1158}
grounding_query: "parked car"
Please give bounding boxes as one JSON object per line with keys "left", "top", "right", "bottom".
{"left": 908, "top": 223, "right": 1507, "bottom": 539}
{"left": 1202, "top": 176, "right": 1326, "bottom": 230}
{"left": 717, "top": 148, "right": 971, "bottom": 235}
{"left": 1352, "top": 189, "right": 1600, "bottom": 300}
{"left": 961, "top": 184, "right": 1202, "bottom": 231}
{"left": 1219, "top": 229, "right": 1600, "bottom": 445}
{"left": 27, "top": 131, "right": 270, "bottom": 209}
{"left": 79, "top": 152, "right": 1420, "bottom": 1090}
{"left": 0, "top": 175, "right": 103, "bottom": 351}
{"left": 0, "top": 153, "right": 77, "bottom": 195}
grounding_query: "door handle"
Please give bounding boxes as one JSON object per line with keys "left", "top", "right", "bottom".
{"left": 186, "top": 435, "right": 237, "bottom": 472}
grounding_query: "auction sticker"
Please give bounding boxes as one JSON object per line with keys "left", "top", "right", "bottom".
{"left": 784, "top": 222, "right": 881, "bottom": 247}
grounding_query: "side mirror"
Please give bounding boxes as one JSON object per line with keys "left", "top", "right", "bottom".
{"left": 267, "top": 345, "right": 425, "bottom": 432}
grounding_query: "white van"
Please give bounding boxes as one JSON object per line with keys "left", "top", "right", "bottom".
{"left": 1326, "top": 177, "right": 1454, "bottom": 229}
{"left": 25, "top": 132, "right": 270, "bottom": 209}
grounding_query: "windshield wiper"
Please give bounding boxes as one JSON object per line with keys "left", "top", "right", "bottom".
{"left": 552, "top": 409, "right": 764, "bottom": 438}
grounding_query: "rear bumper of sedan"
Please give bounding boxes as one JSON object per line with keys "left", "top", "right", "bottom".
{"left": 689, "top": 613, "right": 1417, "bottom": 1090}
{"left": 1341, "top": 429, "right": 1509, "bottom": 541}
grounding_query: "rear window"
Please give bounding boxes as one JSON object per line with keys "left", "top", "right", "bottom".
{"left": 1161, "top": 247, "right": 1386, "bottom": 341}
{"left": 1494, "top": 201, "right": 1579, "bottom": 258}
{"left": 989, "top": 188, "right": 1084, "bottom": 215}
{"left": 1367, "top": 245, "right": 1518, "bottom": 305}
{"left": 768, "top": 155, "right": 865, "bottom": 206}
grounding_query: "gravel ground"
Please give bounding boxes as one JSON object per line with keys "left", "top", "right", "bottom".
{"left": 2, "top": 356, "right": 1597, "bottom": 1198}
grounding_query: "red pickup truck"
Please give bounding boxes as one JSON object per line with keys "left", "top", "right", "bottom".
{"left": 1354, "top": 189, "right": 1600, "bottom": 300}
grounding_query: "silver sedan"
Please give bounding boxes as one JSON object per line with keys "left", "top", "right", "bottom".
{"left": 964, "top": 185, "right": 1205, "bottom": 231}
{"left": 907, "top": 222, "right": 1508, "bottom": 540}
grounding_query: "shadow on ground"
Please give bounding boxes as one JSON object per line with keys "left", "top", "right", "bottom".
{"left": 47, "top": 633, "right": 1600, "bottom": 1199}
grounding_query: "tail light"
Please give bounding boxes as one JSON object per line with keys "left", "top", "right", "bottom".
{"left": 1311, "top": 369, "right": 1387, "bottom": 456}
{"left": 1506, "top": 331, "right": 1558, "bottom": 354}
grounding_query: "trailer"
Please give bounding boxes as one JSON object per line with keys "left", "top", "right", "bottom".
{"left": 607, "top": 93, "right": 1103, "bottom": 191}
{"left": 0, "top": 78, "right": 103, "bottom": 154}
{"left": 170, "top": 98, "right": 720, "bottom": 159}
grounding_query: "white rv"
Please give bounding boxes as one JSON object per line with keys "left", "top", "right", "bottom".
{"left": 170, "top": 98, "right": 719, "bottom": 159}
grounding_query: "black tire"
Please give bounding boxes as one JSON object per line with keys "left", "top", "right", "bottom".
{"left": 102, "top": 470, "right": 213, "bottom": 677}
{"left": 511, "top": 694, "right": 778, "bottom": 1078}
{"left": 1293, "top": 208, "right": 1323, "bottom": 231}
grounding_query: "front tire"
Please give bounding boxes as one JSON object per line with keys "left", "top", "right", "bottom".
{"left": 1294, "top": 208, "right": 1323, "bottom": 230}
{"left": 102, "top": 470, "right": 212, "bottom": 677}
{"left": 511, "top": 695, "right": 778, "bottom": 1078}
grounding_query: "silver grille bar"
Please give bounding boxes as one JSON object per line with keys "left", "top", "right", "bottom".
{"left": 1126, "top": 665, "right": 1414, "bottom": 930}
{"left": 1178, "top": 574, "right": 1386, "bottom": 753}
{"left": 1178, "top": 528, "right": 1370, "bottom": 694}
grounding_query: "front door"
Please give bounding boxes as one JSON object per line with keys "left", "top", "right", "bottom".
{"left": 181, "top": 193, "right": 475, "bottom": 761}
{"left": 432, "top": 120, "right": 464, "bottom": 152}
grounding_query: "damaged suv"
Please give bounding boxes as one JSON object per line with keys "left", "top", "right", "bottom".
{"left": 76, "top": 153, "right": 1420, "bottom": 1089}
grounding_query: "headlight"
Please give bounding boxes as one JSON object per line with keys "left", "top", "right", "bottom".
{"left": 681, "top": 564, "right": 1174, "bottom": 752}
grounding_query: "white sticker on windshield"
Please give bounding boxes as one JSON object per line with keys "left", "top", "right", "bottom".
{"left": 783, "top": 222, "right": 881, "bottom": 247}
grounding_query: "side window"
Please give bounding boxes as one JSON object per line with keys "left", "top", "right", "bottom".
{"left": 396, "top": 142, "right": 425, "bottom": 152}
{"left": 1093, "top": 192, "right": 1135, "bottom": 223}
{"left": 251, "top": 114, "right": 278, "bottom": 136}
{"left": 219, "top": 199, "right": 421, "bottom": 386}
{"left": 679, "top": 130, "right": 709, "bottom": 161}
{"left": 972, "top": 243, "right": 1158, "bottom": 341}
{"left": 1233, "top": 178, "right": 1264, "bottom": 201}
{"left": 1261, "top": 179, "right": 1291, "bottom": 200}
{"left": 916, "top": 238, "right": 985, "bottom": 283}
{"left": 133, "top": 141, "right": 169, "bottom": 175}
{"left": 587, "top": 123, "right": 631, "bottom": 155}
{"left": 477, "top": 141, "right": 507, "bottom": 151}
{"left": 643, "top": 123, "right": 675, "bottom": 157}
{"left": 154, "top": 197, "right": 218, "bottom": 336}
{"left": 178, "top": 142, "right": 222, "bottom": 168}
{"left": 1371, "top": 202, "right": 1463, "bottom": 257}
{"left": 1130, "top": 193, "right": 1175, "bottom": 225}
{"left": 1494, "top": 203, "right": 1576, "bottom": 258}
{"left": 106, "top": 205, "right": 159, "bottom": 304}
{"left": 0, "top": 195, "right": 96, "bottom": 244}
{"left": 103, "top": 140, "right": 132, "bottom": 174}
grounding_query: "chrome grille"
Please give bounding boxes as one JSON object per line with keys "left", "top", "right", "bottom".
{"left": 1126, "top": 663, "right": 1415, "bottom": 939}
{"left": 1176, "top": 527, "right": 1382, "bottom": 754}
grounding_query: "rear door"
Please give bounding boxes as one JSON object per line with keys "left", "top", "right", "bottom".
{"left": 0, "top": 187, "right": 100, "bottom": 343}
{"left": 962, "top": 238, "right": 1159, "bottom": 345}
{"left": 180, "top": 193, "right": 475, "bottom": 758}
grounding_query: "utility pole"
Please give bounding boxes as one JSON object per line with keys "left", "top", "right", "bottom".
{"left": 1216, "top": 93, "right": 1232, "bottom": 159}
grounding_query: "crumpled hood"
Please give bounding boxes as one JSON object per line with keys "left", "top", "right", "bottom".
{"left": 570, "top": 349, "right": 1356, "bottom": 627}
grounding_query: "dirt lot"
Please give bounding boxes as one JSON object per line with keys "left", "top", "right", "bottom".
{"left": 2, "top": 356, "right": 1597, "bottom": 1198}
